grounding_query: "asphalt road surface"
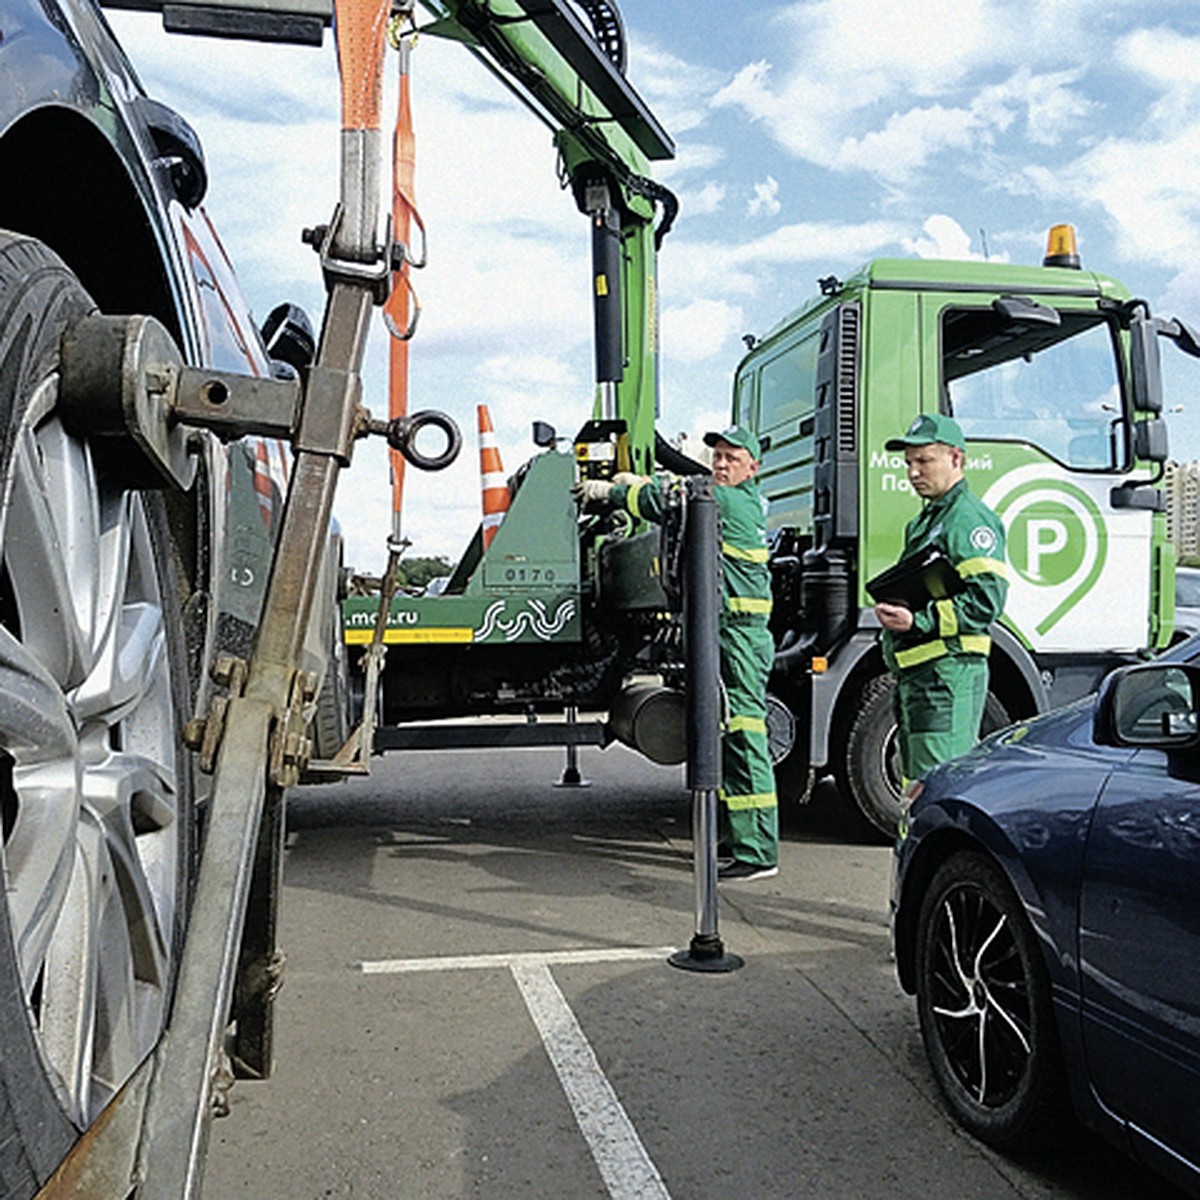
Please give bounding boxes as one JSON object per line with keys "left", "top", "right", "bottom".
{"left": 201, "top": 743, "right": 1182, "bottom": 1200}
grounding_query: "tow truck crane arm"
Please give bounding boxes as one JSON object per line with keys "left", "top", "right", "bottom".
{"left": 414, "top": 0, "right": 677, "bottom": 471}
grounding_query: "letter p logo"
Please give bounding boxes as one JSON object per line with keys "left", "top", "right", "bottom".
{"left": 1026, "top": 519, "right": 1069, "bottom": 581}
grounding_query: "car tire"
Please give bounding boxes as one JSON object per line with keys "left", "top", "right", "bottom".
{"left": 312, "top": 609, "right": 350, "bottom": 760}
{"left": 0, "top": 232, "right": 195, "bottom": 1195}
{"left": 914, "top": 850, "right": 1067, "bottom": 1150}
{"left": 840, "top": 674, "right": 1009, "bottom": 838}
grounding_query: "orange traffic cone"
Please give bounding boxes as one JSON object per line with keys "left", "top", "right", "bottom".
{"left": 253, "top": 438, "right": 274, "bottom": 531}
{"left": 478, "top": 404, "right": 510, "bottom": 550}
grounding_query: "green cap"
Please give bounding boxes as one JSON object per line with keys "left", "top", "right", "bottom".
{"left": 703, "top": 424, "right": 762, "bottom": 460}
{"left": 885, "top": 412, "right": 966, "bottom": 452}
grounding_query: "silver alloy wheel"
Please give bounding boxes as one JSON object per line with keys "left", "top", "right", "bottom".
{"left": 0, "top": 376, "right": 182, "bottom": 1128}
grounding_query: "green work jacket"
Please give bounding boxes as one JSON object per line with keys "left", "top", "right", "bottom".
{"left": 881, "top": 477, "right": 1008, "bottom": 673}
{"left": 611, "top": 475, "right": 772, "bottom": 624}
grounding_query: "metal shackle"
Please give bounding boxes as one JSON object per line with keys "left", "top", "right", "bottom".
{"left": 385, "top": 409, "right": 462, "bottom": 471}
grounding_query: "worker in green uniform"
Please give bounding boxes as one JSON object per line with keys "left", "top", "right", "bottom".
{"left": 574, "top": 426, "right": 778, "bottom": 881}
{"left": 874, "top": 413, "right": 1009, "bottom": 782}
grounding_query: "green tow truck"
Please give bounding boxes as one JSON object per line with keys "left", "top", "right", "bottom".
{"left": 348, "top": 212, "right": 1200, "bottom": 838}
{"left": 741, "top": 226, "right": 1200, "bottom": 833}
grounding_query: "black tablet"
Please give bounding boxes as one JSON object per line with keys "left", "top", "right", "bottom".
{"left": 866, "top": 546, "right": 964, "bottom": 609}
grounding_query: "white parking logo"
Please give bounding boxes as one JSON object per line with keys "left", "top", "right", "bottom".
{"left": 1025, "top": 519, "right": 1068, "bottom": 579}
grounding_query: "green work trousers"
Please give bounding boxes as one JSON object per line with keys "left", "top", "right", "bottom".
{"left": 893, "top": 654, "right": 988, "bottom": 782}
{"left": 719, "top": 619, "right": 778, "bottom": 867}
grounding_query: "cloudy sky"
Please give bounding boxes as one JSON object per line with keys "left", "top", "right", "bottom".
{"left": 108, "top": 0, "right": 1200, "bottom": 572}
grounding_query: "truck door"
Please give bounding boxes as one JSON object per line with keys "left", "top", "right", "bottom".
{"left": 940, "top": 301, "right": 1156, "bottom": 654}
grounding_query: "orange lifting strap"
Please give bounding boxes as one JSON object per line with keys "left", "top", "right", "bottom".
{"left": 334, "top": 0, "right": 390, "bottom": 132}
{"left": 383, "top": 25, "right": 425, "bottom": 540}
{"left": 334, "top": 0, "right": 424, "bottom": 542}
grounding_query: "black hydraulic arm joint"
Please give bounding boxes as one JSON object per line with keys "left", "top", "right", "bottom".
{"left": 586, "top": 179, "right": 624, "bottom": 385}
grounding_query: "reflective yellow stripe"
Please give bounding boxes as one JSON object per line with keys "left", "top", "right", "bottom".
{"left": 722, "top": 541, "right": 769, "bottom": 563}
{"left": 728, "top": 715, "right": 767, "bottom": 735}
{"left": 727, "top": 596, "right": 772, "bottom": 614}
{"left": 936, "top": 598, "right": 958, "bottom": 638}
{"left": 895, "top": 639, "right": 948, "bottom": 668}
{"left": 957, "top": 556, "right": 1009, "bottom": 580}
{"left": 894, "top": 634, "right": 992, "bottom": 668}
{"left": 721, "top": 790, "right": 778, "bottom": 811}
{"left": 626, "top": 480, "right": 646, "bottom": 516}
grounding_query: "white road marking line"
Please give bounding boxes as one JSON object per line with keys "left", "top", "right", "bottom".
{"left": 358, "top": 946, "right": 675, "bottom": 1198}
{"left": 510, "top": 961, "right": 672, "bottom": 1200}
{"left": 359, "top": 945, "right": 677, "bottom": 974}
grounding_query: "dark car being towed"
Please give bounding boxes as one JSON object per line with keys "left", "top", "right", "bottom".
{"left": 891, "top": 637, "right": 1200, "bottom": 1197}
{"left": 0, "top": 0, "right": 343, "bottom": 1193}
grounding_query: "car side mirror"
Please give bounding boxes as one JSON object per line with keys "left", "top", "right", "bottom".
{"left": 261, "top": 303, "right": 316, "bottom": 378}
{"left": 1096, "top": 663, "right": 1200, "bottom": 747}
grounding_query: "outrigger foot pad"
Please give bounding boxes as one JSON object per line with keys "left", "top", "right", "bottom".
{"left": 668, "top": 935, "right": 744, "bottom": 974}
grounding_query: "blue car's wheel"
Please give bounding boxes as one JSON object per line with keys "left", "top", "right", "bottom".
{"left": 915, "top": 850, "right": 1066, "bottom": 1149}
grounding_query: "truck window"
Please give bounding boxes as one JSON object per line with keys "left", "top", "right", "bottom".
{"left": 943, "top": 309, "right": 1122, "bottom": 470}
{"left": 758, "top": 329, "right": 820, "bottom": 443}
{"left": 735, "top": 369, "right": 756, "bottom": 428}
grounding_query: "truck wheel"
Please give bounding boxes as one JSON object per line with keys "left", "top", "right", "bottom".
{"left": 841, "top": 674, "right": 1008, "bottom": 838}
{"left": 0, "top": 233, "right": 194, "bottom": 1195}
{"left": 767, "top": 686, "right": 813, "bottom": 805}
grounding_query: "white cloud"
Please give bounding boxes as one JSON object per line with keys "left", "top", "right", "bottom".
{"left": 627, "top": 38, "right": 726, "bottom": 137}
{"left": 478, "top": 354, "right": 576, "bottom": 387}
{"left": 1118, "top": 27, "right": 1200, "bottom": 125}
{"left": 712, "top": 59, "right": 853, "bottom": 165}
{"left": 1002, "top": 67, "right": 1093, "bottom": 146}
{"left": 710, "top": 3, "right": 1101, "bottom": 197}
{"left": 836, "top": 104, "right": 980, "bottom": 184}
{"left": 747, "top": 176, "right": 781, "bottom": 218}
{"left": 662, "top": 298, "right": 745, "bottom": 364}
{"left": 902, "top": 215, "right": 980, "bottom": 260}
{"left": 661, "top": 217, "right": 909, "bottom": 301}
{"left": 660, "top": 141, "right": 725, "bottom": 177}
{"left": 778, "top": 0, "right": 1116, "bottom": 92}
{"left": 786, "top": 0, "right": 995, "bottom": 94}
{"left": 1160, "top": 265, "right": 1200, "bottom": 322}
{"left": 676, "top": 180, "right": 726, "bottom": 217}
{"left": 737, "top": 219, "right": 909, "bottom": 266}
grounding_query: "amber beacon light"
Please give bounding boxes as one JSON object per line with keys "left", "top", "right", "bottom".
{"left": 1043, "top": 223, "right": 1082, "bottom": 269}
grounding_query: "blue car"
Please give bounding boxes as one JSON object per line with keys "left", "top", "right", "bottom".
{"left": 891, "top": 642, "right": 1200, "bottom": 1197}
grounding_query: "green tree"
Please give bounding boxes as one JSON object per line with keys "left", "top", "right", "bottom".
{"left": 397, "top": 555, "right": 453, "bottom": 590}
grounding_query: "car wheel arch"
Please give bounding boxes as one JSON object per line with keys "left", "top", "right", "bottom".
{"left": 897, "top": 807, "right": 1057, "bottom": 994}
{"left": 0, "top": 107, "right": 181, "bottom": 344}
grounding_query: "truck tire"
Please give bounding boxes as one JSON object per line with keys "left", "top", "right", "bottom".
{"left": 840, "top": 673, "right": 1008, "bottom": 838}
{"left": 768, "top": 686, "right": 814, "bottom": 805}
{"left": 0, "top": 233, "right": 194, "bottom": 1195}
